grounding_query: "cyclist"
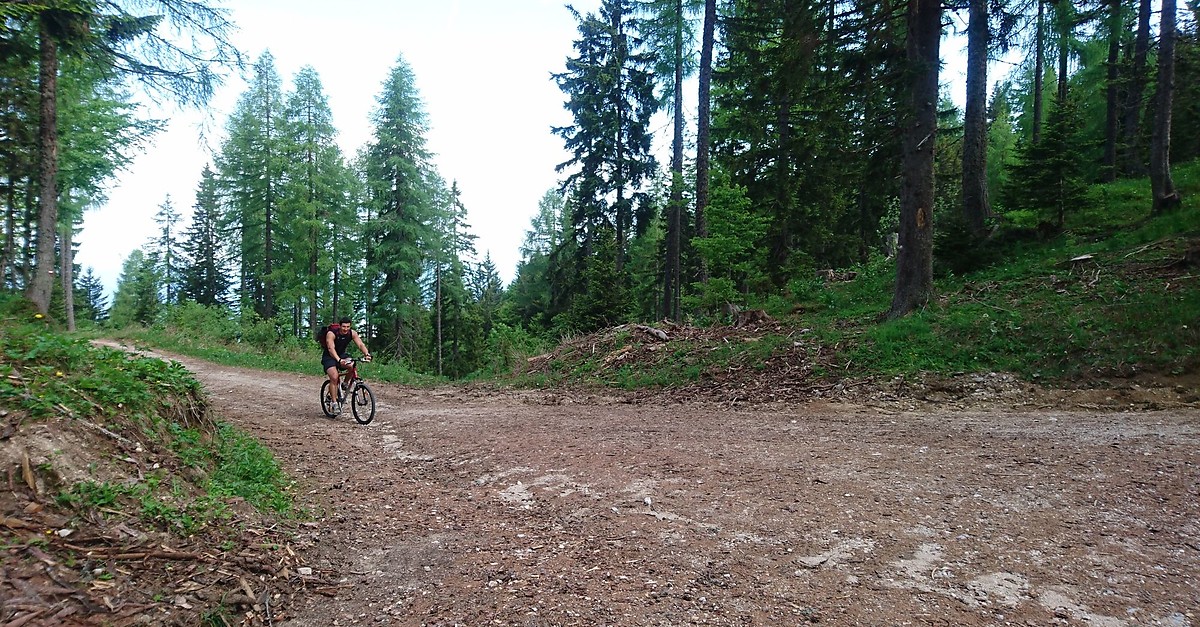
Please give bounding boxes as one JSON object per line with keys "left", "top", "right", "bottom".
{"left": 321, "top": 316, "right": 371, "bottom": 413}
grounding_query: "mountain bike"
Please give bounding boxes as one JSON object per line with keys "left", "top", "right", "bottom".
{"left": 320, "top": 357, "right": 376, "bottom": 425}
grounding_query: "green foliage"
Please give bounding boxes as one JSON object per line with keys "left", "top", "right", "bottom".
{"left": 109, "top": 250, "right": 160, "bottom": 327}
{"left": 692, "top": 177, "right": 768, "bottom": 290}
{"left": 472, "top": 323, "right": 549, "bottom": 378}
{"left": 1, "top": 302, "right": 293, "bottom": 537}
{"left": 1004, "top": 95, "right": 1089, "bottom": 228}
{"left": 512, "top": 158, "right": 1198, "bottom": 389}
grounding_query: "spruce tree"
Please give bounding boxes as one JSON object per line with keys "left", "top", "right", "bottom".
{"left": 363, "top": 54, "right": 438, "bottom": 360}
{"left": 553, "top": 0, "right": 660, "bottom": 332}
{"left": 181, "top": 165, "right": 231, "bottom": 306}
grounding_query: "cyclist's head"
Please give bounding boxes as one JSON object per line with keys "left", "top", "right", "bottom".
{"left": 337, "top": 316, "right": 352, "bottom": 334}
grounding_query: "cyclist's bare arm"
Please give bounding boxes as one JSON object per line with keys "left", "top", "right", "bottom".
{"left": 351, "top": 331, "right": 372, "bottom": 361}
{"left": 325, "top": 331, "right": 339, "bottom": 360}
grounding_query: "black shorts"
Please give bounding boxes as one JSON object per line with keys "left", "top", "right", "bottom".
{"left": 322, "top": 353, "right": 347, "bottom": 371}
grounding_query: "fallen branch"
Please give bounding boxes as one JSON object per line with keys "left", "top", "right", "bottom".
{"left": 634, "top": 324, "right": 669, "bottom": 342}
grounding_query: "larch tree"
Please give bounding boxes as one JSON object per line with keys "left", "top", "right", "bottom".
{"left": 638, "top": 0, "right": 702, "bottom": 320}
{"left": 217, "top": 52, "right": 286, "bottom": 319}
{"left": 12, "top": 0, "right": 239, "bottom": 316}
{"left": 279, "top": 65, "right": 354, "bottom": 336}
{"left": 150, "top": 194, "right": 182, "bottom": 304}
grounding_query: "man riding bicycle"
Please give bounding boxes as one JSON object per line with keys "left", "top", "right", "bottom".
{"left": 322, "top": 316, "right": 371, "bottom": 413}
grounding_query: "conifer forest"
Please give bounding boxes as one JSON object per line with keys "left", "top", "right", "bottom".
{"left": 1, "top": 0, "right": 1197, "bottom": 378}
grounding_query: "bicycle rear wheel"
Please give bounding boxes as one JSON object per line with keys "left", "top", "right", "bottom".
{"left": 350, "top": 382, "right": 375, "bottom": 425}
{"left": 320, "top": 380, "right": 339, "bottom": 418}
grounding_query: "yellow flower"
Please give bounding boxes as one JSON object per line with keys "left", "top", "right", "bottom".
{"left": 56, "top": 371, "right": 64, "bottom": 377}
{"left": 34, "top": 313, "right": 44, "bottom": 319}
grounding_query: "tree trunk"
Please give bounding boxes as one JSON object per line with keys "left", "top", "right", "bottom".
{"left": 612, "top": 6, "right": 628, "bottom": 275}
{"left": 263, "top": 86, "right": 276, "bottom": 319}
{"left": 662, "top": 0, "right": 684, "bottom": 322}
{"left": 1056, "top": 0, "right": 1070, "bottom": 101}
{"left": 436, "top": 261, "right": 443, "bottom": 377}
{"left": 61, "top": 225, "right": 75, "bottom": 331}
{"left": 888, "top": 0, "right": 940, "bottom": 320}
{"left": 1101, "top": 0, "right": 1121, "bottom": 182}
{"left": 27, "top": 16, "right": 59, "bottom": 316}
{"left": 1121, "top": 0, "right": 1151, "bottom": 175}
{"left": 694, "top": 0, "right": 715, "bottom": 284}
{"left": 2, "top": 157, "right": 16, "bottom": 288}
{"left": 1033, "top": 0, "right": 1045, "bottom": 144}
{"left": 1149, "top": 0, "right": 1180, "bottom": 213}
{"left": 962, "top": 0, "right": 991, "bottom": 235}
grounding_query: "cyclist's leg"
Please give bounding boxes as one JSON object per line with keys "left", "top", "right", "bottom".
{"left": 322, "top": 355, "right": 341, "bottom": 396}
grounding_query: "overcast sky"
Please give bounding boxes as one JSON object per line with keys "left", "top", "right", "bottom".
{"left": 76, "top": 0, "right": 607, "bottom": 297}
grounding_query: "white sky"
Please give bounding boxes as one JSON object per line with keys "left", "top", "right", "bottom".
{"left": 76, "top": 0, "right": 973, "bottom": 299}
{"left": 77, "top": 0, "right": 605, "bottom": 297}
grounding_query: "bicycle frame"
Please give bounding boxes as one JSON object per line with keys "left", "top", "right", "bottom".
{"left": 322, "top": 357, "right": 375, "bottom": 424}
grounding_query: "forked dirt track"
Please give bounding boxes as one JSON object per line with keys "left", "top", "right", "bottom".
{"left": 171, "top": 353, "right": 1199, "bottom": 627}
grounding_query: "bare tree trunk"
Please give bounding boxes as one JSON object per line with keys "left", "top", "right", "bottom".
{"left": 1056, "top": 0, "right": 1070, "bottom": 101}
{"left": 888, "top": 0, "right": 940, "bottom": 320}
{"left": 263, "top": 82, "right": 276, "bottom": 319}
{"left": 28, "top": 17, "right": 59, "bottom": 316}
{"left": 61, "top": 225, "right": 75, "bottom": 331}
{"left": 1101, "top": 0, "right": 1121, "bottom": 182}
{"left": 962, "top": 0, "right": 991, "bottom": 235}
{"left": 694, "top": 0, "right": 715, "bottom": 285}
{"left": 436, "top": 261, "right": 442, "bottom": 377}
{"left": 1, "top": 165, "right": 16, "bottom": 288}
{"left": 1033, "top": 0, "right": 1046, "bottom": 144}
{"left": 663, "top": 0, "right": 684, "bottom": 321}
{"left": 1149, "top": 0, "right": 1180, "bottom": 213}
{"left": 1121, "top": 0, "right": 1151, "bottom": 175}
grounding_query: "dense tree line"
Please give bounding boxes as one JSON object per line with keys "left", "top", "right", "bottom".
{"left": 2, "top": 0, "right": 1195, "bottom": 379}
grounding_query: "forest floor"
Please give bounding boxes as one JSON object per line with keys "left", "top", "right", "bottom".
{"left": 4, "top": 342, "right": 1200, "bottom": 626}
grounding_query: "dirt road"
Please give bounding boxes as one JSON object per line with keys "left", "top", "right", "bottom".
{"left": 174, "top": 354, "right": 1199, "bottom": 626}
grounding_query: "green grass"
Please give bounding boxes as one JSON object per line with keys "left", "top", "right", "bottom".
{"left": 1, "top": 295, "right": 295, "bottom": 535}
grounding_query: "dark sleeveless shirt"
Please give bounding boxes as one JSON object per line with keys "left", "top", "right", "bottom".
{"left": 326, "top": 329, "right": 352, "bottom": 358}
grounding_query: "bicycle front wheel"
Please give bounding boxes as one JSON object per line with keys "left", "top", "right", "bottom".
{"left": 320, "top": 380, "right": 338, "bottom": 418}
{"left": 350, "top": 382, "right": 376, "bottom": 425}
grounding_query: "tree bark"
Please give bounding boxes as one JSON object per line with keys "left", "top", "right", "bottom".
{"left": 1056, "top": 0, "right": 1070, "bottom": 101}
{"left": 962, "top": 0, "right": 991, "bottom": 235}
{"left": 888, "top": 0, "right": 940, "bottom": 320}
{"left": 662, "top": 0, "right": 684, "bottom": 321}
{"left": 61, "top": 225, "right": 75, "bottom": 331}
{"left": 694, "top": 0, "right": 715, "bottom": 284}
{"left": 1033, "top": 0, "right": 1045, "bottom": 144}
{"left": 1149, "top": 0, "right": 1180, "bottom": 213}
{"left": 1121, "top": 0, "right": 1151, "bottom": 175}
{"left": 1101, "top": 0, "right": 1121, "bottom": 182}
{"left": 27, "top": 16, "right": 59, "bottom": 316}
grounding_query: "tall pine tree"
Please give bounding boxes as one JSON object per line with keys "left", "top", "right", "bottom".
{"left": 363, "top": 54, "right": 438, "bottom": 360}
{"left": 553, "top": 0, "right": 660, "bottom": 332}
